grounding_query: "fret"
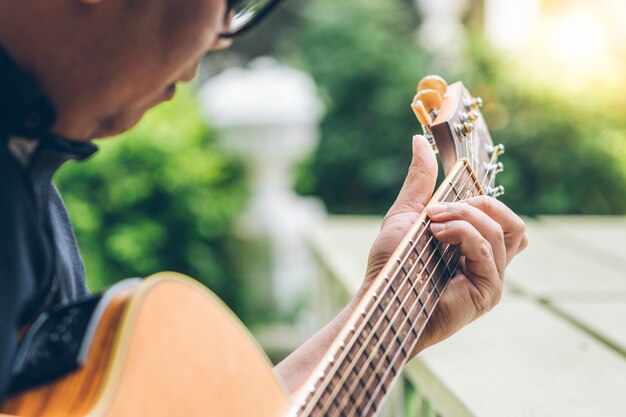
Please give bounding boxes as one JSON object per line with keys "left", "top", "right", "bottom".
{"left": 371, "top": 362, "right": 383, "bottom": 385}
{"left": 345, "top": 346, "right": 355, "bottom": 362}
{"left": 381, "top": 312, "right": 391, "bottom": 326}
{"left": 441, "top": 246, "right": 457, "bottom": 275}
{"left": 412, "top": 283, "right": 421, "bottom": 300}
{"left": 298, "top": 164, "right": 484, "bottom": 417}
{"left": 405, "top": 251, "right": 416, "bottom": 269}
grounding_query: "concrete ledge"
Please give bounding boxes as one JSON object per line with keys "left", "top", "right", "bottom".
{"left": 308, "top": 215, "right": 626, "bottom": 417}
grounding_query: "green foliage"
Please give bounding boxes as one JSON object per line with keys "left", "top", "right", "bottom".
{"left": 485, "top": 83, "right": 626, "bottom": 214}
{"left": 282, "top": 0, "right": 429, "bottom": 214}
{"left": 284, "top": 0, "right": 626, "bottom": 215}
{"left": 55, "top": 89, "right": 247, "bottom": 309}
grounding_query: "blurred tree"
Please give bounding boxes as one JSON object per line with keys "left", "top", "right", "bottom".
{"left": 282, "top": 0, "right": 626, "bottom": 216}
{"left": 55, "top": 88, "right": 248, "bottom": 311}
{"left": 462, "top": 38, "right": 626, "bottom": 215}
{"left": 281, "top": 0, "right": 429, "bottom": 214}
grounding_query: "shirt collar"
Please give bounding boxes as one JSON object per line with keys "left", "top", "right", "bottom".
{"left": 0, "top": 46, "right": 98, "bottom": 174}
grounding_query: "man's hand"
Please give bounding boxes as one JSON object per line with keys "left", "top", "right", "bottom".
{"left": 275, "top": 135, "right": 527, "bottom": 394}
{"left": 361, "top": 135, "right": 528, "bottom": 355}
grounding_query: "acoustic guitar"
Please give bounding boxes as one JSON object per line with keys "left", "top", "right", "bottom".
{"left": 0, "top": 75, "right": 506, "bottom": 417}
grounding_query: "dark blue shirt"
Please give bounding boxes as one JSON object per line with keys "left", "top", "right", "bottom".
{"left": 0, "top": 47, "right": 97, "bottom": 399}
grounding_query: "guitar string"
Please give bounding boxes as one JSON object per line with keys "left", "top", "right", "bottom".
{"left": 358, "top": 159, "right": 500, "bottom": 416}
{"left": 359, "top": 167, "right": 499, "bottom": 416}
{"left": 331, "top": 173, "right": 479, "bottom": 415}
{"left": 300, "top": 167, "right": 469, "bottom": 416}
{"left": 357, "top": 154, "right": 498, "bottom": 415}
{"left": 345, "top": 239, "right": 463, "bottom": 417}
{"left": 333, "top": 159, "right": 499, "bottom": 416}
{"left": 299, "top": 167, "right": 468, "bottom": 416}
{"left": 358, "top": 251, "right": 464, "bottom": 416}
{"left": 482, "top": 151, "right": 499, "bottom": 190}
{"left": 331, "top": 172, "right": 473, "bottom": 413}
{"left": 307, "top": 168, "right": 476, "bottom": 416}
{"left": 303, "top": 143, "right": 500, "bottom": 416}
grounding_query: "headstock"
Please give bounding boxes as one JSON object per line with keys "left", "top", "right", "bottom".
{"left": 411, "top": 75, "right": 505, "bottom": 197}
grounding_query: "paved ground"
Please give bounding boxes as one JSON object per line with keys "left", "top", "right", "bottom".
{"left": 309, "top": 216, "right": 626, "bottom": 417}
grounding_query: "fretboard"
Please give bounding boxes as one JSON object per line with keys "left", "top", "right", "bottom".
{"left": 295, "top": 159, "right": 483, "bottom": 417}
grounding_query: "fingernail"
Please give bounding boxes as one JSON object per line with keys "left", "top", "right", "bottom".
{"left": 427, "top": 203, "right": 447, "bottom": 216}
{"left": 412, "top": 135, "right": 426, "bottom": 154}
{"left": 430, "top": 222, "right": 445, "bottom": 233}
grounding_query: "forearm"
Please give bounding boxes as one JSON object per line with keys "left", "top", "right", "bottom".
{"left": 273, "top": 294, "right": 363, "bottom": 396}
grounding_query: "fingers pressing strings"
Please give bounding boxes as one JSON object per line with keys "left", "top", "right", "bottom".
{"left": 427, "top": 202, "right": 507, "bottom": 279}
{"left": 463, "top": 196, "right": 528, "bottom": 264}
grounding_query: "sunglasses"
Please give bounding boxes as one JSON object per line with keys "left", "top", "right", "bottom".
{"left": 221, "top": 0, "right": 286, "bottom": 38}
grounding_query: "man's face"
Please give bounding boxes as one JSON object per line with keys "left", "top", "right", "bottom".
{"left": 46, "top": 0, "right": 228, "bottom": 140}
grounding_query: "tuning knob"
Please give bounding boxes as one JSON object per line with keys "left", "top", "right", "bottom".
{"left": 465, "top": 97, "right": 483, "bottom": 110}
{"left": 461, "top": 110, "right": 479, "bottom": 123}
{"left": 411, "top": 100, "right": 433, "bottom": 127}
{"left": 413, "top": 89, "right": 442, "bottom": 114}
{"left": 487, "top": 143, "right": 505, "bottom": 157}
{"left": 486, "top": 185, "right": 505, "bottom": 198}
{"left": 417, "top": 75, "right": 447, "bottom": 96}
{"left": 487, "top": 162, "right": 504, "bottom": 175}
{"left": 455, "top": 122, "right": 474, "bottom": 137}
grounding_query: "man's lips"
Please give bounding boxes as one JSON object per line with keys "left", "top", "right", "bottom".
{"left": 163, "top": 84, "right": 177, "bottom": 101}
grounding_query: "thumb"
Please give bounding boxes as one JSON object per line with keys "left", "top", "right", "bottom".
{"left": 385, "top": 135, "right": 438, "bottom": 220}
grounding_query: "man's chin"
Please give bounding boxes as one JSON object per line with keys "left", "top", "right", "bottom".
{"left": 93, "top": 112, "right": 146, "bottom": 140}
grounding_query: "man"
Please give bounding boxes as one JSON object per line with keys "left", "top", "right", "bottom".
{"left": 0, "top": 0, "right": 527, "bottom": 402}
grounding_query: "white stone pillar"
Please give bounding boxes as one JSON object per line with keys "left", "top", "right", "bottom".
{"left": 198, "top": 57, "right": 326, "bottom": 316}
{"left": 415, "top": 0, "right": 470, "bottom": 67}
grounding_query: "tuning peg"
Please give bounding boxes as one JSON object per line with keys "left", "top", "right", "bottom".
{"left": 424, "top": 133, "right": 439, "bottom": 154}
{"left": 455, "top": 122, "right": 474, "bottom": 137}
{"left": 417, "top": 75, "right": 447, "bottom": 96}
{"left": 461, "top": 110, "right": 479, "bottom": 123}
{"left": 487, "top": 143, "right": 505, "bottom": 157}
{"left": 486, "top": 185, "right": 505, "bottom": 198}
{"left": 464, "top": 97, "right": 483, "bottom": 110}
{"left": 411, "top": 100, "right": 433, "bottom": 127}
{"left": 487, "top": 162, "right": 504, "bottom": 175}
{"left": 413, "top": 89, "right": 443, "bottom": 114}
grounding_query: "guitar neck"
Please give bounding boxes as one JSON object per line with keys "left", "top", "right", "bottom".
{"left": 296, "top": 159, "right": 483, "bottom": 417}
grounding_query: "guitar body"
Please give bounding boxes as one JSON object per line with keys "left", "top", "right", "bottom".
{"left": 1, "top": 273, "right": 291, "bottom": 417}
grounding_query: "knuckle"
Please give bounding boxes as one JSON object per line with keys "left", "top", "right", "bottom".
{"left": 476, "top": 239, "right": 493, "bottom": 260}
{"left": 518, "top": 235, "right": 529, "bottom": 252}
{"left": 493, "top": 226, "right": 505, "bottom": 246}
{"left": 407, "top": 162, "right": 420, "bottom": 177}
{"left": 473, "top": 195, "right": 494, "bottom": 212}
{"left": 407, "top": 161, "right": 431, "bottom": 179}
{"left": 513, "top": 217, "right": 526, "bottom": 236}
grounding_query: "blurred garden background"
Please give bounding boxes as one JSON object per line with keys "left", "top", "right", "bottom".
{"left": 55, "top": 0, "right": 626, "bottom": 328}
